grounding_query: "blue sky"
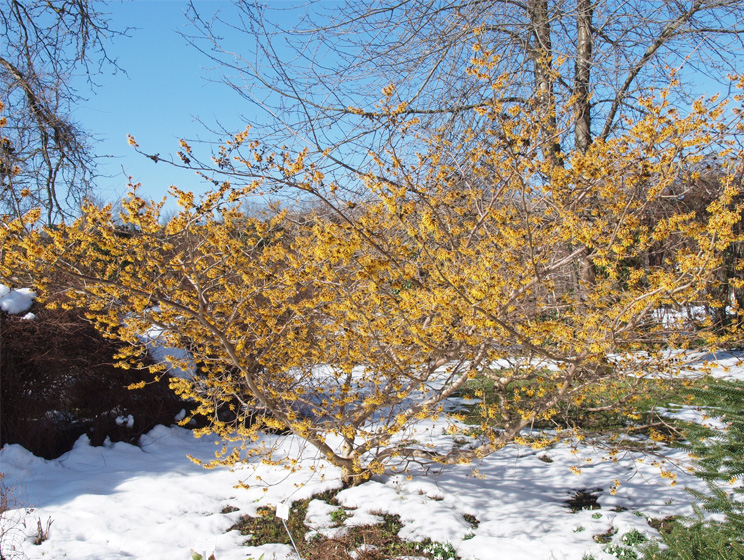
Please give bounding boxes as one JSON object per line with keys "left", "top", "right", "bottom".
{"left": 72, "top": 0, "right": 251, "bottom": 208}
{"left": 73, "top": 0, "right": 740, "bottom": 212}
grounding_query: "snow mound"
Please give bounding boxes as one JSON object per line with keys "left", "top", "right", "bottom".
{"left": 0, "top": 285, "right": 36, "bottom": 315}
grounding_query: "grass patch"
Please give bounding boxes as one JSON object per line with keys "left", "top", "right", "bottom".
{"left": 229, "top": 489, "right": 340, "bottom": 548}
{"left": 593, "top": 525, "right": 618, "bottom": 544}
{"left": 230, "top": 493, "right": 461, "bottom": 560}
{"left": 603, "top": 529, "right": 648, "bottom": 559}
{"left": 340, "top": 516, "right": 460, "bottom": 560}
{"left": 230, "top": 504, "right": 304, "bottom": 547}
{"left": 453, "top": 371, "right": 704, "bottom": 442}
{"left": 330, "top": 508, "right": 351, "bottom": 526}
{"left": 463, "top": 513, "right": 479, "bottom": 528}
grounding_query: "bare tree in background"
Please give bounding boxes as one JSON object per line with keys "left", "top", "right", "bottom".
{"left": 176, "top": 0, "right": 743, "bottom": 298}
{"left": 0, "top": 0, "right": 119, "bottom": 224}
{"left": 183, "top": 0, "right": 743, "bottom": 179}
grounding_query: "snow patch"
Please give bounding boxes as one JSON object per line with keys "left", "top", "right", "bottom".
{"left": 0, "top": 285, "right": 36, "bottom": 315}
{"left": 1, "top": 354, "right": 742, "bottom": 560}
{"left": 115, "top": 414, "right": 135, "bottom": 428}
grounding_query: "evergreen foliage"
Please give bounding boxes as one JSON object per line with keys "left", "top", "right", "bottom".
{"left": 644, "top": 377, "right": 744, "bottom": 559}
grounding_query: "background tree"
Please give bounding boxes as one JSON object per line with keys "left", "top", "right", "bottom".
{"left": 0, "top": 0, "right": 119, "bottom": 224}
{"left": 178, "top": 0, "right": 744, "bottom": 328}
{"left": 184, "top": 0, "right": 744, "bottom": 171}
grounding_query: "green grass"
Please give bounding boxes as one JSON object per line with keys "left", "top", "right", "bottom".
{"left": 452, "top": 369, "right": 705, "bottom": 442}
{"left": 329, "top": 508, "right": 351, "bottom": 525}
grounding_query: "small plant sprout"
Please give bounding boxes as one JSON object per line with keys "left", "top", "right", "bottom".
{"left": 593, "top": 526, "right": 617, "bottom": 544}
{"left": 604, "top": 543, "right": 638, "bottom": 559}
{"left": 32, "top": 517, "right": 53, "bottom": 545}
{"left": 602, "top": 529, "right": 648, "bottom": 560}
{"left": 329, "top": 508, "right": 350, "bottom": 525}
{"left": 620, "top": 529, "right": 647, "bottom": 546}
{"left": 421, "top": 541, "right": 458, "bottom": 560}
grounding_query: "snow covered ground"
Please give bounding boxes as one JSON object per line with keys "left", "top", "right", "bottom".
{"left": 1, "top": 394, "right": 737, "bottom": 560}
{"left": 1, "top": 284, "right": 740, "bottom": 560}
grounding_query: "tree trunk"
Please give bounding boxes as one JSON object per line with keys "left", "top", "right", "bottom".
{"left": 574, "top": 0, "right": 593, "bottom": 154}
{"left": 528, "top": 0, "right": 562, "bottom": 166}
{"left": 340, "top": 465, "right": 371, "bottom": 487}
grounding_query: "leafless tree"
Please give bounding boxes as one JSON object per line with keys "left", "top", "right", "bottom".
{"left": 183, "top": 0, "right": 743, "bottom": 177}
{"left": 0, "top": 0, "right": 120, "bottom": 224}
{"left": 167, "top": 0, "right": 744, "bottom": 316}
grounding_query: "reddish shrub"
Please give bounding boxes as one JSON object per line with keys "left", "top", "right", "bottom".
{"left": 0, "top": 304, "right": 185, "bottom": 458}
